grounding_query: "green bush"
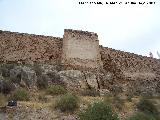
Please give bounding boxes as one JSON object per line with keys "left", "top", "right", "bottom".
{"left": 126, "top": 112, "right": 156, "bottom": 120}
{"left": 55, "top": 94, "right": 79, "bottom": 112}
{"left": 0, "top": 93, "right": 7, "bottom": 107}
{"left": 79, "top": 101, "right": 119, "bottom": 120}
{"left": 81, "top": 88, "right": 100, "bottom": 97}
{"left": 137, "top": 98, "right": 158, "bottom": 115}
{"left": 46, "top": 85, "right": 67, "bottom": 95}
{"left": 10, "top": 88, "right": 29, "bottom": 101}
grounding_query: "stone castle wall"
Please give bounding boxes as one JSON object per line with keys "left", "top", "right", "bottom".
{"left": 0, "top": 29, "right": 160, "bottom": 77}
{"left": 100, "top": 46, "right": 160, "bottom": 80}
{"left": 0, "top": 30, "right": 63, "bottom": 65}
{"left": 61, "top": 29, "right": 101, "bottom": 71}
{"left": 0, "top": 29, "right": 160, "bottom": 95}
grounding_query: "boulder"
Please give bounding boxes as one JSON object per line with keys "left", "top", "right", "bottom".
{"left": 21, "top": 66, "right": 37, "bottom": 89}
{"left": 10, "top": 66, "right": 37, "bottom": 89}
{"left": 58, "top": 70, "right": 87, "bottom": 91}
{"left": 41, "top": 64, "right": 57, "bottom": 74}
{"left": 84, "top": 72, "right": 98, "bottom": 89}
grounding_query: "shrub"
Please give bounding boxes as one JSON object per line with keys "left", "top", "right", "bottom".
{"left": 0, "top": 63, "right": 16, "bottom": 78}
{"left": 37, "top": 75, "right": 48, "bottom": 89}
{"left": 46, "top": 85, "right": 67, "bottom": 95}
{"left": 10, "top": 88, "right": 29, "bottom": 101}
{"left": 79, "top": 101, "right": 119, "bottom": 120}
{"left": 137, "top": 98, "right": 158, "bottom": 115}
{"left": 0, "top": 80, "right": 15, "bottom": 94}
{"left": 126, "top": 112, "right": 156, "bottom": 120}
{"left": 55, "top": 94, "right": 79, "bottom": 112}
{"left": 0, "top": 93, "right": 7, "bottom": 107}
{"left": 81, "top": 88, "right": 100, "bottom": 97}
{"left": 10, "top": 72, "right": 21, "bottom": 84}
{"left": 33, "top": 63, "right": 43, "bottom": 76}
{"left": 127, "top": 95, "right": 133, "bottom": 102}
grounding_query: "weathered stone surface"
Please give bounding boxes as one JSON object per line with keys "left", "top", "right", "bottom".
{"left": 99, "top": 89, "right": 110, "bottom": 96}
{"left": 10, "top": 66, "right": 37, "bottom": 89}
{"left": 41, "top": 64, "right": 58, "bottom": 74}
{"left": 0, "top": 31, "right": 62, "bottom": 64}
{"left": 21, "top": 66, "right": 37, "bottom": 89}
{"left": 58, "top": 70, "right": 87, "bottom": 91}
{"left": 84, "top": 72, "right": 98, "bottom": 89}
{"left": 62, "top": 29, "right": 100, "bottom": 70}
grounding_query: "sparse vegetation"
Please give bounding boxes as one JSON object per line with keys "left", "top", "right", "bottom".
{"left": 104, "top": 95, "right": 125, "bottom": 111}
{"left": 0, "top": 93, "right": 7, "bottom": 107}
{"left": 38, "top": 94, "right": 48, "bottom": 102}
{"left": 0, "top": 63, "right": 16, "bottom": 78}
{"left": 33, "top": 63, "right": 43, "bottom": 76}
{"left": 135, "top": 98, "right": 160, "bottom": 120}
{"left": 81, "top": 88, "right": 100, "bottom": 97}
{"left": 55, "top": 93, "right": 79, "bottom": 112}
{"left": 46, "top": 85, "right": 67, "bottom": 96}
{"left": 0, "top": 80, "right": 14, "bottom": 94}
{"left": 112, "top": 96, "right": 125, "bottom": 111}
{"left": 127, "top": 95, "right": 133, "bottom": 102}
{"left": 10, "top": 88, "right": 29, "bottom": 101}
{"left": 37, "top": 75, "right": 48, "bottom": 89}
{"left": 79, "top": 101, "right": 119, "bottom": 120}
{"left": 137, "top": 98, "right": 158, "bottom": 115}
{"left": 126, "top": 112, "right": 156, "bottom": 120}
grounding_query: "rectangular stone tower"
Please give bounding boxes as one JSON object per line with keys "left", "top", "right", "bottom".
{"left": 61, "top": 29, "right": 101, "bottom": 71}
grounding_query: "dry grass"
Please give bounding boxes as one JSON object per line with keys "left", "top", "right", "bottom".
{"left": 15, "top": 91, "right": 160, "bottom": 120}
{"left": 19, "top": 101, "right": 52, "bottom": 109}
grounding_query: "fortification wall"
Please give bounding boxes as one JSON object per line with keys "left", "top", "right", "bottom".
{"left": 0, "top": 29, "right": 160, "bottom": 95}
{"left": 0, "top": 30, "right": 63, "bottom": 64}
{"left": 100, "top": 46, "right": 160, "bottom": 80}
{"left": 0, "top": 29, "right": 160, "bottom": 77}
{"left": 61, "top": 29, "right": 101, "bottom": 71}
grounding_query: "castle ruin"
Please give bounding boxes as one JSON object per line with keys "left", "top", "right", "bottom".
{"left": 0, "top": 29, "right": 160, "bottom": 95}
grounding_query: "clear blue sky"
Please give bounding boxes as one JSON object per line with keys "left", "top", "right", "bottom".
{"left": 0, "top": 0, "right": 160, "bottom": 58}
